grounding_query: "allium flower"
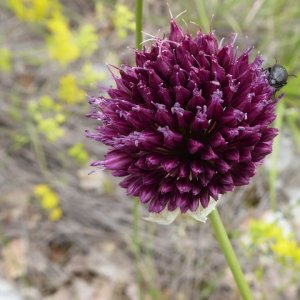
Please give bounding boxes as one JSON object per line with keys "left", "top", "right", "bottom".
{"left": 87, "top": 20, "right": 278, "bottom": 220}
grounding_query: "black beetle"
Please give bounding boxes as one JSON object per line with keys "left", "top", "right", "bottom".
{"left": 265, "top": 64, "right": 288, "bottom": 92}
{"left": 265, "top": 64, "right": 297, "bottom": 93}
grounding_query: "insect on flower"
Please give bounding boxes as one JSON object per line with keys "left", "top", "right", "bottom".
{"left": 265, "top": 63, "right": 296, "bottom": 93}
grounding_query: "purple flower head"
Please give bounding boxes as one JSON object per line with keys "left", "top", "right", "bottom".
{"left": 87, "top": 20, "right": 278, "bottom": 215}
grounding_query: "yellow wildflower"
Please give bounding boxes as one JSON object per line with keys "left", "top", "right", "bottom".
{"left": 33, "top": 184, "right": 63, "bottom": 222}
{"left": 58, "top": 74, "right": 85, "bottom": 104}
{"left": 49, "top": 207, "right": 63, "bottom": 222}
{"left": 8, "top": 0, "right": 60, "bottom": 22}
{"left": 46, "top": 14, "right": 80, "bottom": 65}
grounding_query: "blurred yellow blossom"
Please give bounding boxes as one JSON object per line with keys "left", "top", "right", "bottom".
{"left": 34, "top": 184, "right": 48, "bottom": 196}
{"left": 46, "top": 14, "right": 80, "bottom": 65}
{"left": 8, "top": 0, "right": 98, "bottom": 65}
{"left": 55, "top": 113, "right": 66, "bottom": 123}
{"left": 49, "top": 207, "right": 63, "bottom": 221}
{"left": 249, "top": 219, "right": 300, "bottom": 267}
{"left": 112, "top": 4, "right": 135, "bottom": 39}
{"left": 58, "top": 74, "right": 85, "bottom": 104}
{"left": 8, "top": 0, "right": 60, "bottom": 22}
{"left": 46, "top": 13, "right": 99, "bottom": 65}
{"left": 271, "top": 239, "right": 300, "bottom": 265}
{"left": 34, "top": 184, "right": 63, "bottom": 221}
{"left": 249, "top": 220, "right": 284, "bottom": 244}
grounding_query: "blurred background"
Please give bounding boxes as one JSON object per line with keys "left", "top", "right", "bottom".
{"left": 0, "top": 0, "right": 300, "bottom": 299}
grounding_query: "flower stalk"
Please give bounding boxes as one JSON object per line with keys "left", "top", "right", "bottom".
{"left": 209, "top": 209, "right": 254, "bottom": 300}
{"left": 135, "top": 0, "right": 143, "bottom": 50}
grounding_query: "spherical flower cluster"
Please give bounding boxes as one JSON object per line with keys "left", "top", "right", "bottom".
{"left": 87, "top": 20, "right": 278, "bottom": 217}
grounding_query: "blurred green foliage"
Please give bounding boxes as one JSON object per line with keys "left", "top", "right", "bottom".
{"left": 79, "top": 63, "right": 106, "bottom": 87}
{"left": 28, "top": 96, "right": 65, "bottom": 142}
{"left": 68, "top": 143, "right": 89, "bottom": 165}
{"left": 75, "top": 24, "right": 99, "bottom": 57}
{"left": 2, "top": 0, "right": 135, "bottom": 180}
{"left": 10, "top": 133, "right": 30, "bottom": 151}
{"left": 0, "top": 47, "right": 12, "bottom": 72}
{"left": 112, "top": 3, "right": 136, "bottom": 39}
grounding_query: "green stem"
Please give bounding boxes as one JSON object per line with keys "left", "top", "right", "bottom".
{"left": 269, "top": 101, "right": 285, "bottom": 210}
{"left": 26, "top": 122, "right": 49, "bottom": 179}
{"left": 136, "top": 0, "right": 143, "bottom": 50}
{"left": 209, "top": 209, "right": 253, "bottom": 300}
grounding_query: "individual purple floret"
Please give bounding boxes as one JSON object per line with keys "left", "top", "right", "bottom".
{"left": 86, "top": 20, "right": 279, "bottom": 214}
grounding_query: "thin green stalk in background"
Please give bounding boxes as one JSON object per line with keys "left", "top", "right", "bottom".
{"left": 269, "top": 101, "right": 285, "bottom": 210}
{"left": 194, "top": 0, "right": 210, "bottom": 32}
{"left": 132, "top": 1, "right": 143, "bottom": 300}
{"left": 26, "top": 122, "right": 49, "bottom": 179}
{"left": 209, "top": 209, "right": 254, "bottom": 300}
